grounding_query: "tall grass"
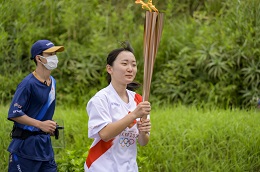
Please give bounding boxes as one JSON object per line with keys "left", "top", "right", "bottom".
{"left": 1, "top": 105, "right": 260, "bottom": 171}
{"left": 139, "top": 105, "right": 260, "bottom": 171}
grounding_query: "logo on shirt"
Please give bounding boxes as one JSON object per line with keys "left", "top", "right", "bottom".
{"left": 119, "top": 137, "right": 135, "bottom": 147}
{"left": 111, "top": 102, "right": 120, "bottom": 107}
{"left": 119, "top": 130, "right": 138, "bottom": 147}
{"left": 14, "top": 103, "right": 22, "bottom": 109}
{"left": 13, "top": 110, "right": 22, "bottom": 113}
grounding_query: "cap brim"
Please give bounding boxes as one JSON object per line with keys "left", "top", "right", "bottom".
{"left": 43, "top": 46, "right": 64, "bottom": 53}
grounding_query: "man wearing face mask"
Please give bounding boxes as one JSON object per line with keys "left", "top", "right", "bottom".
{"left": 7, "top": 40, "right": 64, "bottom": 172}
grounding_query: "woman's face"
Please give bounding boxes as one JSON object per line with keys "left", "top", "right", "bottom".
{"left": 107, "top": 51, "right": 137, "bottom": 85}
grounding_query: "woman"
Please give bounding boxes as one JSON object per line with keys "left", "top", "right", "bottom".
{"left": 84, "top": 42, "right": 151, "bottom": 172}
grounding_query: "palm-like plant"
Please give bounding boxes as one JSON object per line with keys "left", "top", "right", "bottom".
{"left": 206, "top": 56, "right": 232, "bottom": 80}
{"left": 241, "top": 60, "right": 260, "bottom": 86}
{"left": 240, "top": 86, "right": 260, "bottom": 107}
{"left": 194, "top": 43, "right": 219, "bottom": 69}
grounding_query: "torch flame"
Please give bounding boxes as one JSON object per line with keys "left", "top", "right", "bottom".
{"left": 135, "top": 0, "right": 159, "bottom": 12}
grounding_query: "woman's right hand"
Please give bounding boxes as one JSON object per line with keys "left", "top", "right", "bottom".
{"left": 132, "top": 101, "right": 151, "bottom": 118}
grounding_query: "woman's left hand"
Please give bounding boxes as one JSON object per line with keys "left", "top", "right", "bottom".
{"left": 137, "top": 118, "right": 151, "bottom": 133}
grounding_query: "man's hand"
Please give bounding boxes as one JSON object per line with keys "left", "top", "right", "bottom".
{"left": 39, "top": 120, "right": 57, "bottom": 134}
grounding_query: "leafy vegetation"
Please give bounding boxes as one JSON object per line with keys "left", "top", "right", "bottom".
{"left": 1, "top": 0, "right": 259, "bottom": 108}
{"left": 1, "top": 105, "right": 260, "bottom": 171}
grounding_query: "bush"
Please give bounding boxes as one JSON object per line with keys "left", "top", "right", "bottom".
{"left": 1, "top": 0, "right": 259, "bottom": 108}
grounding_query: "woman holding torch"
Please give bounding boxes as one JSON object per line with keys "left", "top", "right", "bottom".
{"left": 84, "top": 42, "right": 151, "bottom": 172}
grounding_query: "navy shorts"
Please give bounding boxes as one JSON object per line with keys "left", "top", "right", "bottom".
{"left": 8, "top": 153, "right": 57, "bottom": 172}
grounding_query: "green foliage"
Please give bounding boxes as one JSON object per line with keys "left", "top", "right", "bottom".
{"left": 0, "top": 106, "right": 12, "bottom": 172}
{"left": 52, "top": 106, "right": 90, "bottom": 171}
{"left": 153, "top": 0, "right": 260, "bottom": 108}
{"left": 0, "top": 72, "right": 26, "bottom": 104}
{"left": 56, "top": 150, "right": 88, "bottom": 172}
{"left": 1, "top": 0, "right": 260, "bottom": 108}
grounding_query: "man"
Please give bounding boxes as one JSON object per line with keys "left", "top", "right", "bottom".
{"left": 7, "top": 40, "right": 64, "bottom": 172}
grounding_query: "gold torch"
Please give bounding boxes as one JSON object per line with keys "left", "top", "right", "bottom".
{"left": 135, "top": 0, "right": 164, "bottom": 119}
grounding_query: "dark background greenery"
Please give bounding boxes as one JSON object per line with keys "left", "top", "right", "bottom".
{"left": 1, "top": 0, "right": 259, "bottom": 108}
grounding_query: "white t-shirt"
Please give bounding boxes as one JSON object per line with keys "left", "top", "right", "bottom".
{"left": 84, "top": 83, "right": 144, "bottom": 172}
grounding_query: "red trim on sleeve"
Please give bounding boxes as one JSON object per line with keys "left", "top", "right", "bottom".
{"left": 128, "top": 111, "right": 136, "bottom": 128}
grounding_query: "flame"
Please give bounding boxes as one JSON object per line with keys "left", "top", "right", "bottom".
{"left": 135, "top": 0, "right": 159, "bottom": 12}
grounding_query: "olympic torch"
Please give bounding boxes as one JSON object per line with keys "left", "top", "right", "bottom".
{"left": 135, "top": 0, "right": 164, "bottom": 119}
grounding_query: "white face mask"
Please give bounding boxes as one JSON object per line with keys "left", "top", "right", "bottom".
{"left": 40, "top": 55, "right": 59, "bottom": 70}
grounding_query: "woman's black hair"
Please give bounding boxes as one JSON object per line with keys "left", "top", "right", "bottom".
{"left": 106, "top": 41, "right": 141, "bottom": 91}
{"left": 126, "top": 81, "right": 141, "bottom": 91}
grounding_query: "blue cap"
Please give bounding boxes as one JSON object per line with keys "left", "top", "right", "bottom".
{"left": 30, "top": 40, "right": 64, "bottom": 59}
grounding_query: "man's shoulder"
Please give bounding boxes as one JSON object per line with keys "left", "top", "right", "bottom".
{"left": 21, "top": 73, "right": 35, "bottom": 83}
{"left": 16, "top": 73, "right": 34, "bottom": 87}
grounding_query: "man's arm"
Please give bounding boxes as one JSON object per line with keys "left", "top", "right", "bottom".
{"left": 11, "top": 115, "right": 57, "bottom": 134}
